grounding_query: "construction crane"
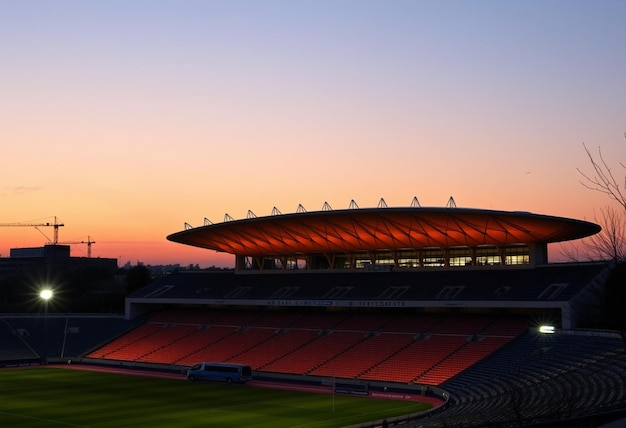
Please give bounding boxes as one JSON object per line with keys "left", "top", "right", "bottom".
{"left": 59, "top": 236, "right": 96, "bottom": 258}
{"left": 0, "top": 216, "right": 65, "bottom": 244}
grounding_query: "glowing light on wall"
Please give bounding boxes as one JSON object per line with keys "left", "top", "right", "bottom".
{"left": 539, "top": 325, "right": 556, "bottom": 334}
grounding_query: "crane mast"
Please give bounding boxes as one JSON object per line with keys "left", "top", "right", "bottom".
{"left": 59, "top": 236, "right": 96, "bottom": 258}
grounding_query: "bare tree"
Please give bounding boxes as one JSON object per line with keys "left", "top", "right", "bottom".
{"left": 577, "top": 141, "right": 626, "bottom": 212}
{"left": 562, "top": 205, "right": 626, "bottom": 263}
{"left": 570, "top": 138, "right": 626, "bottom": 262}
{"left": 584, "top": 206, "right": 626, "bottom": 262}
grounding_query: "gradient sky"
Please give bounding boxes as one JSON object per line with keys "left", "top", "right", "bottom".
{"left": 1, "top": 1, "right": 624, "bottom": 267}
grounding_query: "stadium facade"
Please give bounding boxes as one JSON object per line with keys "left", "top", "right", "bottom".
{"left": 125, "top": 200, "right": 607, "bottom": 330}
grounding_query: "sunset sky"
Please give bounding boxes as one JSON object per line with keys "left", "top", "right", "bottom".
{"left": 1, "top": 1, "right": 624, "bottom": 267}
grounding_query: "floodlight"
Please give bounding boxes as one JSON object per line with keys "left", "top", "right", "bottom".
{"left": 539, "top": 325, "right": 555, "bottom": 334}
{"left": 40, "top": 289, "right": 53, "bottom": 301}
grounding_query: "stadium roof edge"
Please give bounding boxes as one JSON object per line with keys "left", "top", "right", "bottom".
{"left": 166, "top": 206, "right": 601, "bottom": 257}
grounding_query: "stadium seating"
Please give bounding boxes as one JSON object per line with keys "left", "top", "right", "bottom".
{"left": 176, "top": 327, "right": 276, "bottom": 366}
{"left": 172, "top": 326, "right": 238, "bottom": 365}
{"left": 0, "top": 319, "right": 39, "bottom": 363}
{"left": 135, "top": 324, "right": 200, "bottom": 363}
{"left": 414, "top": 336, "right": 511, "bottom": 385}
{"left": 87, "top": 323, "right": 164, "bottom": 360}
{"left": 264, "top": 330, "right": 366, "bottom": 374}
{"left": 3, "top": 315, "right": 144, "bottom": 363}
{"left": 85, "top": 310, "right": 526, "bottom": 386}
{"left": 229, "top": 329, "right": 320, "bottom": 368}
{"left": 309, "top": 332, "right": 414, "bottom": 379}
{"left": 415, "top": 331, "right": 626, "bottom": 427}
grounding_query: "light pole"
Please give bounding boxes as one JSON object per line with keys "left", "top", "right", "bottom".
{"left": 39, "top": 288, "right": 53, "bottom": 365}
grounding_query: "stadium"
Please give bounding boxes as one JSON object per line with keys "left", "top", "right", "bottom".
{"left": 3, "top": 198, "right": 626, "bottom": 427}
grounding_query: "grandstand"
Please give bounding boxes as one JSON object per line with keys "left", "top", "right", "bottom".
{"left": 0, "top": 314, "right": 145, "bottom": 366}
{"left": 3, "top": 201, "right": 626, "bottom": 427}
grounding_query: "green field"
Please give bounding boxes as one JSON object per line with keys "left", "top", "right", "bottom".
{"left": 0, "top": 367, "right": 431, "bottom": 427}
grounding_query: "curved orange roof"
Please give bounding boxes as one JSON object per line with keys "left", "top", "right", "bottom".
{"left": 167, "top": 207, "right": 600, "bottom": 256}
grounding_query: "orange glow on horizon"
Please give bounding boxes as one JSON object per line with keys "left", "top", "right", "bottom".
{"left": 1, "top": 2, "right": 623, "bottom": 267}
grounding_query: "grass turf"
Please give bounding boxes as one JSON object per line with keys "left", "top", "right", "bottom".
{"left": 0, "top": 367, "right": 431, "bottom": 427}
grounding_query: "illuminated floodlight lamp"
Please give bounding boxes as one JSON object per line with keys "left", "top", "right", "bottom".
{"left": 40, "top": 289, "right": 53, "bottom": 301}
{"left": 539, "top": 325, "right": 555, "bottom": 334}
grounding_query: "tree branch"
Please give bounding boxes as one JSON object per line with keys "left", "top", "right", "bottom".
{"left": 577, "top": 142, "right": 626, "bottom": 212}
